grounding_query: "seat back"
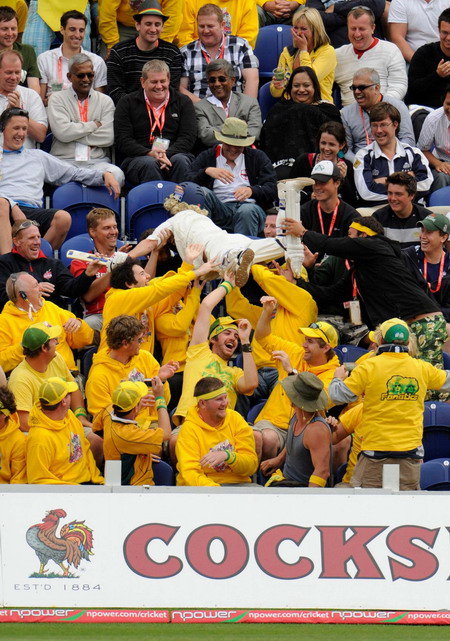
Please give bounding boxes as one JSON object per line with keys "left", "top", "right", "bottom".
{"left": 428, "top": 186, "right": 450, "bottom": 207}
{"left": 420, "top": 458, "right": 450, "bottom": 490}
{"left": 126, "top": 181, "right": 177, "bottom": 241}
{"left": 60, "top": 233, "right": 125, "bottom": 268}
{"left": 153, "top": 460, "right": 175, "bottom": 486}
{"left": 52, "top": 182, "right": 120, "bottom": 240}
{"left": 80, "top": 345, "right": 98, "bottom": 380}
{"left": 423, "top": 425, "right": 450, "bottom": 462}
{"left": 254, "top": 25, "right": 292, "bottom": 79}
{"left": 335, "top": 344, "right": 368, "bottom": 364}
{"left": 40, "top": 237, "right": 53, "bottom": 258}
{"left": 258, "top": 82, "right": 279, "bottom": 121}
{"left": 247, "top": 400, "right": 267, "bottom": 425}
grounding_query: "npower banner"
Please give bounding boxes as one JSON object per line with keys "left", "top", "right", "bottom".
{"left": 0, "top": 491, "right": 449, "bottom": 610}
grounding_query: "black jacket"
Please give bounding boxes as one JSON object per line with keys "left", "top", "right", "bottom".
{"left": 114, "top": 87, "right": 197, "bottom": 159}
{"left": 0, "top": 251, "right": 95, "bottom": 311}
{"left": 187, "top": 145, "right": 278, "bottom": 210}
{"left": 406, "top": 42, "right": 450, "bottom": 108}
{"left": 300, "top": 232, "right": 440, "bottom": 328}
{"left": 403, "top": 246, "right": 450, "bottom": 322}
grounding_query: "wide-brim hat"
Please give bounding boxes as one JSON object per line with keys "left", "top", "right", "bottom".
{"left": 281, "top": 371, "right": 328, "bottom": 412}
{"left": 214, "top": 117, "right": 255, "bottom": 146}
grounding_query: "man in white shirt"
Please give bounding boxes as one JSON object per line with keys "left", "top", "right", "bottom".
{"left": 388, "top": 0, "right": 448, "bottom": 64}
{"left": 418, "top": 87, "right": 450, "bottom": 194}
{"left": 0, "top": 49, "right": 47, "bottom": 148}
{"left": 187, "top": 117, "right": 277, "bottom": 237}
{"left": 37, "top": 9, "right": 106, "bottom": 105}
{"left": 335, "top": 5, "right": 407, "bottom": 107}
{"left": 47, "top": 54, "right": 124, "bottom": 185}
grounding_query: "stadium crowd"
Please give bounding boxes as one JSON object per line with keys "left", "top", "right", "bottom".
{"left": 1, "top": 0, "right": 450, "bottom": 491}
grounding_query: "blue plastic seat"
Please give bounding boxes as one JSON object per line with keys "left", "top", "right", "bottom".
{"left": 443, "top": 352, "right": 450, "bottom": 369}
{"left": 247, "top": 400, "right": 267, "bottom": 425}
{"left": 126, "top": 180, "right": 176, "bottom": 241}
{"left": 258, "top": 82, "right": 279, "bottom": 121}
{"left": 420, "top": 458, "right": 450, "bottom": 490}
{"left": 40, "top": 237, "right": 53, "bottom": 258}
{"left": 153, "top": 460, "right": 175, "bottom": 486}
{"left": 52, "top": 182, "right": 121, "bottom": 240}
{"left": 423, "top": 401, "right": 450, "bottom": 428}
{"left": 80, "top": 345, "right": 98, "bottom": 380}
{"left": 334, "top": 344, "right": 368, "bottom": 364}
{"left": 254, "top": 25, "right": 292, "bottom": 80}
{"left": 428, "top": 186, "right": 450, "bottom": 207}
{"left": 60, "top": 233, "right": 125, "bottom": 268}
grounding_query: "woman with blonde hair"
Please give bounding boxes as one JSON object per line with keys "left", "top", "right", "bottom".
{"left": 270, "top": 6, "right": 336, "bottom": 103}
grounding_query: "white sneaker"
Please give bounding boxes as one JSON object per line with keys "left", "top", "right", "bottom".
{"left": 227, "top": 248, "right": 255, "bottom": 287}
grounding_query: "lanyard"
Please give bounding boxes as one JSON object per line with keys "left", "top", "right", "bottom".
{"left": 423, "top": 252, "right": 446, "bottom": 293}
{"left": 359, "top": 107, "right": 373, "bottom": 146}
{"left": 317, "top": 199, "right": 339, "bottom": 236}
{"left": 57, "top": 56, "right": 63, "bottom": 84}
{"left": 77, "top": 98, "right": 88, "bottom": 122}
{"left": 144, "top": 94, "right": 168, "bottom": 144}
{"left": 201, "top": 36, "right": 225, "bottom": 65}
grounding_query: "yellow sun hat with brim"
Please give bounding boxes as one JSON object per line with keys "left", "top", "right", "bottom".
{"left": 298, "top": 321, "right": 338, "bottom": 348}
{"left": 39, "top": 377, "right": 78, "bottom": 406}
{"left": 22, "top": 322, "right": 61, "bottom": 350}
{"left": 208, "top": 316, "right": 240, "bottom": 340}
{"left": 380, "top": 318, "right": 409, "bottom": 344}
{"left": 112, "top": 381, "right": 149, "bottom": 412}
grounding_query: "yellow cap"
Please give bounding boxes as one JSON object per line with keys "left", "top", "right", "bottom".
{"left": 298, "top": 321, "right": 338, "bottom": 348}
{"left": 112, "top": 381, "right": 149, "bottom": 412}
{"left": 39, "top": 377, "right": 78, "bottom": 405}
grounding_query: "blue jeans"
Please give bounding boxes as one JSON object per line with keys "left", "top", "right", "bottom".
{"left": 202, "top": 188, "right": 266, "bottom": 236}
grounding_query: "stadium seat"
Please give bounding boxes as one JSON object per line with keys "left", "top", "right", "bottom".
{"left": 39, "top": 132, "right": 53, "bottom": 153}
{"left": 153, "top": 460, "right": 175, "bottom": 486}
{"left": 254, "top": 25, "right": 292, "bottom": 80}
{"left": 420, "top": 458, "right": 450, "bottom": 490}
{"left": 80, "top": 345, "right": 98, "bottom": 380}
{"left": 52, "top": 182, "right": 121, "bottom": 240}
{"left": 335, "top": 344, "right": 368, "bottom": 364}
{"left": 423, "top": 425, "right": 450, "bottom": 462}
{"left": 258, "top": 82, "right": 278, "bottom": 121}
{"left": 443, "top": 352, "right": 450, "bottom": 369}
{"left": 247, "top": 400, "right": 267, "bottom": 424}
{"left": 423, "top": 401, "right": 450, "bottom": 428}
{"left": 428, "top": 186, "right": 450, "bottom": 207}
{"left": 126, "top": 180, "right": 176, "bottom": 241}
{"left": 334, "top": 462, "right": 347, "bottom": 485}
{"left": 60, "top": 233, "right": 125, "bottom": 267}
{"left": 40, "top": 238, "right": 53, "bottom": 258}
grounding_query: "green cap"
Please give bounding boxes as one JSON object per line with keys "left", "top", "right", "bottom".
{"left": 22, "top": 322, "right": 61, "bottom": 350}
{"left": 417, "top": 213, "right": 450, "bottom": 234}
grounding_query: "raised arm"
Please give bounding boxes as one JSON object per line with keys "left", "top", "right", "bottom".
{"left": 254, "top": 296, "right": 278, "bottom": 342}
{"left": 190, "top": 274, "right": 233, "bottom": 346}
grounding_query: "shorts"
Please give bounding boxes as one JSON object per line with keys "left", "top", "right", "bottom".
{"left": 350, "top": 454, "right": 420, "bottom": 491}
{"left": 253, "top": 419, "right": 288, "bottom": 451}
{"left": 19, "top": 206, "right": 60, "bottom": 236}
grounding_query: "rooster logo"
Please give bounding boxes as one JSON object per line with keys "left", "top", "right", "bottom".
{"left": 26, "top": 509, "right": 94, "bottom": 578}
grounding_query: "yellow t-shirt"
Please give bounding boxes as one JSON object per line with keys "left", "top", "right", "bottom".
{"left": 174, "top": 341, "right": 244, "bottom": 424}
{"left": 343, "top": 352, "right": 446, "bottom": 452}
{"left": 339, "top": 402, "right": 363, "bottom": 483}
{"left": 8, "top": 353, "right": 76, "bottom": 413}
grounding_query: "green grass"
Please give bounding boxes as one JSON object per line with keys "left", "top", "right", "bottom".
{"left": 0, "top": 623, "right": 449, "bottom": 641}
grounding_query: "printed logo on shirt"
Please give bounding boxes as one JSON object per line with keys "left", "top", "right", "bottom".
{"left": 69, "top": 433, "right": 83, "bottom": 463}
{"left": 240, "top": 170, "right": 248, "bottom": 180}
{"left": 127, "top": 368, "right": 146, "bottom": 382}
{"left": 43, "top": 270, "right": 52, "bottom": 280}
{"left": 380, "top": 375, "right": 419, "bottom": 401}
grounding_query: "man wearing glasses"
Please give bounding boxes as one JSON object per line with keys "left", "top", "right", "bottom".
{"left": 341, "top": 67, "right": 414, "bottom": 162}
{"left": 47, "top": 54, "right": 124, "bottom": 185}
{"left": 0, "top": 107, "right": 120, "bottom": 255}
{"left": 353, "top": 102, "right": 432, "bottom": 204}
{"left": 194, "top": 59, "right": 261, "bottom": 148}
{"left": 334, "top": 6, "right": 407, "bottom": 107}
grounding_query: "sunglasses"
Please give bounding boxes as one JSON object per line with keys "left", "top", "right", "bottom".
{"left": 12, "top": 219, "right": 40, "bottom": 237}
{"left": 74, "top": 72, "right": 95, "bottom": 79}
{"left": 207, "top": 76, "right": 229, "bottom": 84}
{"left": 309, "top": 322, "right": 331, "bottom": 344}
{"left": 349, "top": 83, "right": 376, "bottom": 92}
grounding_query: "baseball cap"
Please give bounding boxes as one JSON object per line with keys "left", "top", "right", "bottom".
{"left": 112, "top": 381, "right": 149, "bottom": 412}
{"left": 417, "top": 213, "right": 450, "bottom": 234}
{"left": 22, "top": 322, "right": 61, "bottom": 350}
{"left": 298, "top": 321, "right": 339, "bottom": 348}
{"left": 310, "top": 160, "right": 341, "bottom": 183}
{"left": 133, "top": 1, "right": 168, "bottom": 22}
{"left": 208, "top": 316, "right": 240, "bottom": 340}
{"left": 380, "top": 318, "right": 409, "bottom": 344}
{"left": 39, "top": 377, "right": 78, "bottom": 405}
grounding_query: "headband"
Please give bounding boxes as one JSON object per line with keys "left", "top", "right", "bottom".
{"left": 208, "top": 318, "right": 239, "bottom": 340}
{"left": 196, "top": 385, "right": 227, "bottom": 401}
{"left": 0, "top": 403, "right": 11, "bottom": 416}
{"left": 350, "top": 222, "right": 378, "bottom": 236}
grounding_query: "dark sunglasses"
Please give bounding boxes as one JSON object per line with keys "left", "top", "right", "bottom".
{"left": 349, "top": 83, "right": 376, "bottom": 92}
{"left": 74, "top": 72, "right": 95, "bottom": 79}
{"left": 207, "top": 76, "right": 229, "bottom": 84}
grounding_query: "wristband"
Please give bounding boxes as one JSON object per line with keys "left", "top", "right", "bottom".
{"left": 227, "top": 452, "right": 237, "bottom": 465}
{"left": 224, "top": 450, "right": 231, "bottom": 461}
{"left": 219, "top": 280, "right": 234, "bottom": 295}
{"left": 74, "top": 407, "right": 88, "bottom": 418}
{"left": 155, "top": 401, "right": 167, "bottom": 411}
{"left": 309, "top": 474, "right": 326, "bottom": 487}
{"left": 154, "top": 396, "right": 165, "bottom": 401}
